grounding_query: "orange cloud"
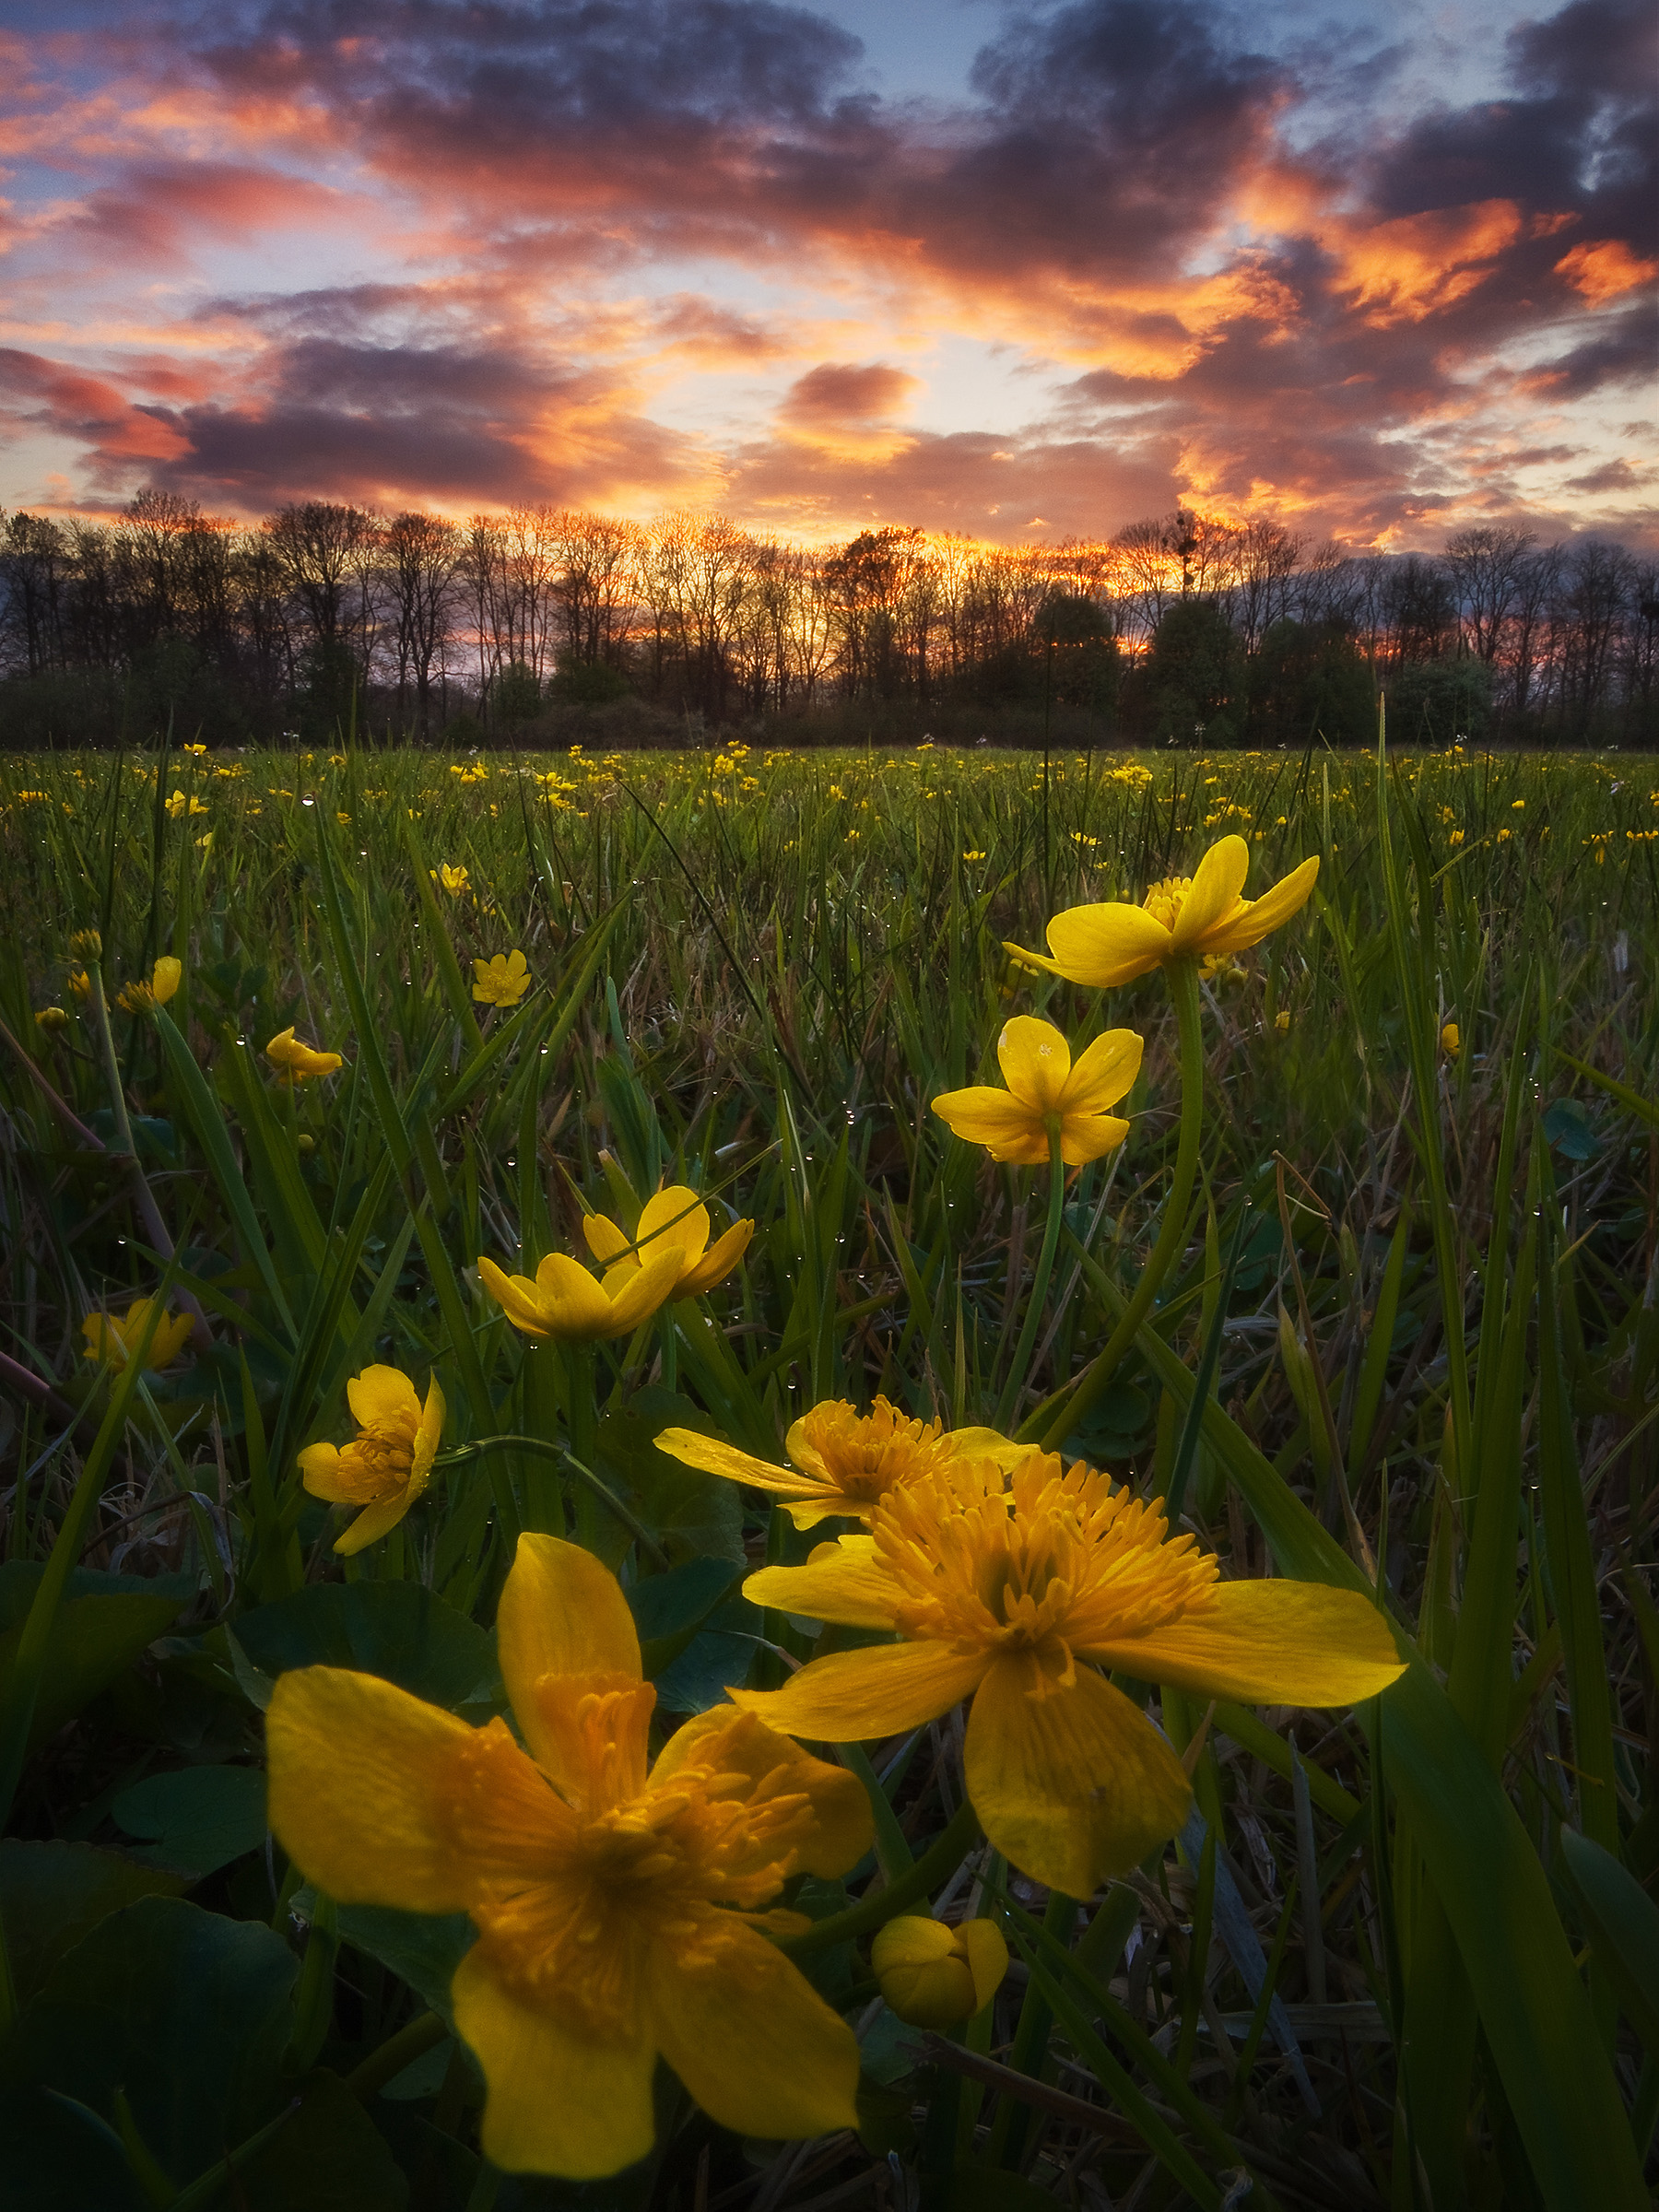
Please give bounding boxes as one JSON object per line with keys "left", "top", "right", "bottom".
{"left": 1554, "top": 239, "right": 1659, "bottom": 304}
{"left": 1332, "top": 201, "right": 1524, "bottom": 326}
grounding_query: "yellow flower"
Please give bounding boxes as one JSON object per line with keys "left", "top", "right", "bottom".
{"left": 80, "top": 1299, "right": 193, "bottom": 1372}
{"left": 432, "top": 864, "right": 469, "bottom": 896}
{"left": 117, "top": 981, "right": 157, "bottom": 1015}
{"left": 298, "top": 1365, "right": 446, "bottom": 1555}
{"left": 1275, "top": 1009, "right": 1291, "bottom": 1033}
{"left": 69, "top": 929, "right": 102, "bottom": 961}
{"left": 932, "top": 1018, "right": 1141, "bottom": 1168}
{"left": 472, "top": 950, "right": 532, "bottom": 1007}
{"left": 478, "top": 1237, "right": 686, "bottom": 1344}
{"left": 150, "top": 957, "right": 182, "bottom": 1005}
{"left": 165, "top": 789, "right": 208, "bottom": 818}
{"left": 35, "top": 1006, "right": 69, "bottom": 1034}
{"left": 872, "top": 1916, "right": 1009, "bottom": 2029}
{"left": 66, "top": 969, "right": 90, "bottom": 1000}
{"left": 655, "top": 1396, "right": 1018, "bottom": 1530}
{"left": 732, "top": 1453, "right": 1405, "bottom": 1898}
{"left": 265, "top": 1535, "right": 869, "bottom": 2177}
{"left": 581, "top": 1185, "right": 753, "bottom": 1302}
{"left": 1441, "top": 1022, "right": 1461, "bottom": 1059}
{"left": 1006, "top": 834, "right": 1319, "bottom": 989}
{"left": 265, "top": 1028, "right": 345, "bottom": 1083}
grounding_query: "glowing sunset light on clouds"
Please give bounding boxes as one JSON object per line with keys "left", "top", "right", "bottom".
{"left": 0, "top": 0, "right": 1652, "bottom": 547}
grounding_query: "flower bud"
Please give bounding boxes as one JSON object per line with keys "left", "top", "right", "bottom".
{"left": 35, "top": 1006, "right": 69, "bottom": 1034}
{"left": 870, "top": 1916, "right": 1009, "bottom": 2030}
{"left": 1441, "top": 1021, "right": 1460, "bottom": 1060}
{"left": 69, "top": 928, "right": 102, "bottom": 961}
{"left": 151, "top": 957, "right": 182, "bottom": 1006}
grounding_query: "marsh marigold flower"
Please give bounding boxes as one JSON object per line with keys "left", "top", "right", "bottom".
{"left": 35, "top": 1006, "right": 69, "bottom": 1035}
{"left": 872, "top": 1915, "right": 1009, "bottom": 2029}
{"left": 265, "top": 1027, "right": 344, "bottom": 1083}
{"left": 478, "top": 1239, "right": 684, "bottom": 1345}
{"left": 582, "top": 1185, "right": 753, "bottom": 1302}
{"left": 265, "top": 1535, "right": 870, "bottom": 2177}
{"left": 733, "top": 1453, "right": 1405, "bottom": 1899}
{"left": 432, "top": 863, "right": 469, "bottom": 896}
{"left": 933, "top": 1019, "right": 1141, "bottom": 1167}
{"left": 298, "top": 1365, "right": 445, "bottom": 1555}
{"left": 1441, "top": 1022, "right": 1461, "bottom": 1059}
{"left": 1007, "top": 834, "right": 1319, "bottom": 991}
{"left": 81, "top": 1298, "right": 193, "bottom": 1372}
{"left": 656, "top": 1395, "right": 1018, "bottom": 1530}
{"left": 473, "top": 949, "right": 532, "bottom": 1006}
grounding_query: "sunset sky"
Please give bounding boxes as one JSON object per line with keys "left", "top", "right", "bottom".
{"left": 1, "top": 0, "right": 1653, "bottom": 547}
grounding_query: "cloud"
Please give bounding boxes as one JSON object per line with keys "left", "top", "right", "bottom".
{"left": 1, "top": 0, "right": 1654, "bottom": 547}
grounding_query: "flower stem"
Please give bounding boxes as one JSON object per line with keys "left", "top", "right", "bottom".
{"left": 440, "top": 1435, "right": 668, "bottom": 1570}
{"left": 994, "top": 1130, "right": 1066, "bottom": 1432}
{"left": 781, "top": 1796, "right": 982, "bottom": 1960}
{"left": 1023, "top": 958, "right": 1205, "bottom": 1453}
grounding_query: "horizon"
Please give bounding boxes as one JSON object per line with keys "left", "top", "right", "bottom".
{"left": 1, "top": 0, "right": 1654, "bottom": 551}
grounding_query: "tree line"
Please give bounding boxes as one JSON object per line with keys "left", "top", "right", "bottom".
{"left": 1, "top": 490, "right": 1654, "bottom": 747}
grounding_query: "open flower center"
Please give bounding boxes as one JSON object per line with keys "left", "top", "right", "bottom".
{"left": 338, "top": 1409, "right": 420, "bottom": 1500}
{"left": 1141, "top": 875, "right": 1195, "bottom": 930}
{"left": 443, "top": 1688, "right": 816, "bottom": 2038}
{"left": 870, "top": 1456, "right": 1218, "bottom": 1660}
{"left": 798, "top": 1398, "right": 950, "bottom": 1503}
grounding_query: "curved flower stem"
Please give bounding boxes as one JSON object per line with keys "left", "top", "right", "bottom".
{"left": 1023, "top": 958, "right": 1205, "bottom": 1453}
{"left": 781, "top": 1797, "right": 982, "bottom": 1961}
{"left": 994, "top": 1130, "right": 1067, "bottom": 1433}
{"left": 439, "top": 1436, "right": 669, "bottom": 1570}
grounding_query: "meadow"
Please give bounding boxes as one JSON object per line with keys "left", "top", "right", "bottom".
{"left": 0, "top": 735, "right": 1653, "bottom": 2212}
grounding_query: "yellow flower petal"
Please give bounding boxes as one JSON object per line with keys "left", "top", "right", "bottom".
{"left": 963, "top": 1653, "right": 1193, "bottom": 1896}
{"left": 582, "top": 1214, "right": 632, "bottom": 1265}
{"left": 150, "top": 956, "right": 182, "bottom": 1005}
{"left": 649, "top": 1921, "right": 860, "bottom": 2143}
{"left": 996, "top": 1016, "right": 1071, "bottom": 1115}
{"left": 1041, "top": 900, "right": 1172, "bottom": 988}
{"left": 334, "top": 1492, "right": 418, "bottom": 1556}
{"left": 296, "top": 1441, "right": 349, "bottom": 1499}
{"left": 477, "top": 1255, "right": 552, "bottom": 1337}
{"left": 1057, "top": 1112, "right": 1131, "bottom": 1168}
{"left": 1171, "top": 834, "right": 1249, "bottom": 951}
{"left": 730, "top": 1637, "right": 988, "bottom": 1739}
{"left": 649, "top": 1708, "right": 873, "bottom": 1877}
{"left": 1217, "top": 853, "right": 1320, "bottom": 954}
{"left": 497, "top": 1534, "right": 642, "bottom": 1772}
{"left": 530, "top": 1252, "right": 617, "bottom": 1334}
{"left": 1061, "top": 1028, "right": 1143, "bottom": 1114}
{"left": 677, "top": 1217, "right": 753, "bottom": 1295}
{"left": 959, "top": 1917, "right": 1011, "bottom": 2010}
{"left": 655, "top": 1428, "right": 824, "bottom": 1500}
{"left": 1082, "top": 1580, "right": 1406, "bottom": 1707}
{"left": 638, "top": 1185, "right": 711, "bottom": 1263}
{"left": 744, "top": 1538, "right": 905, "bottom": 1631}
{"left": 347, "top": 1364, "right": 419, "bottom": 1429}
{"left": 931, "top": 1086, "right": 1051, "bottom": 1165}
{"left": 413, "top": 1376, "right": 446, "bottom": 1488}
{"left": 453, "top": 1946, "right": 656, "bottom": 2179}
{"left": 265, "top": 1667, "right": 475, "bottom": 1912}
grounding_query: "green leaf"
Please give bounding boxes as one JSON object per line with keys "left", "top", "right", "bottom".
{"left": 594, "top": 1394, "right": 745, "bottom": 1568}
{"left": 6, "top": 1896, "right": 298, "bottom": 2190}
{"left": 228, "top": 2068, "right": 409, "bottom": 2211}
{"left": 1559, "top": 1829, "right": 1659, "bottom": 2056}
{"left": 0, "top": 1841, "right": 186, "bottom": 2008}
{"left": 0, "top": 1565, "right": 189, "bottom": 1752}
{"left": 1541, "top": 1097, "right": 1598, "bottom": 1162}
{"left": 332, "top": 1904, "right": 475, "bottom": 2031}
{"left": 0, "top": 2080, "right": 144, "bottom": 2212}
{"left": 233, "top": 1582, "right": 500, "bottom": 1714}
{"left": 112, "top": 1765, "right": 269, "bottom": 1877}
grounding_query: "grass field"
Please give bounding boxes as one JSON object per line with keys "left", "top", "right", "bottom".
{"left": 0, "top": 735, "right": 1654, "bottom": 2212}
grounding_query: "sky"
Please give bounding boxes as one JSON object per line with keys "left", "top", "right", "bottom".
{"left": 0, "top": 0, "right": 1653, "bottom": 548}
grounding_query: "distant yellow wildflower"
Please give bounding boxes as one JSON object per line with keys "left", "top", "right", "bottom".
{"left": 933, "top": 1018, "right": 1141, "bottom": 1167}
{"left": 299, "top": 1365, "right": 445, "bottom": 1555}
{"left": 432, "top": 864, "right": 469, "bottom": 895}
{"left": 81, "top": 1299, "right": 193, "bottom": 1372}
{"left": 472, "top": 950, "right": 532, "bottom": 1007}
{"left": 265, "top": 1028, "right": 344, "bottom": 1082}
